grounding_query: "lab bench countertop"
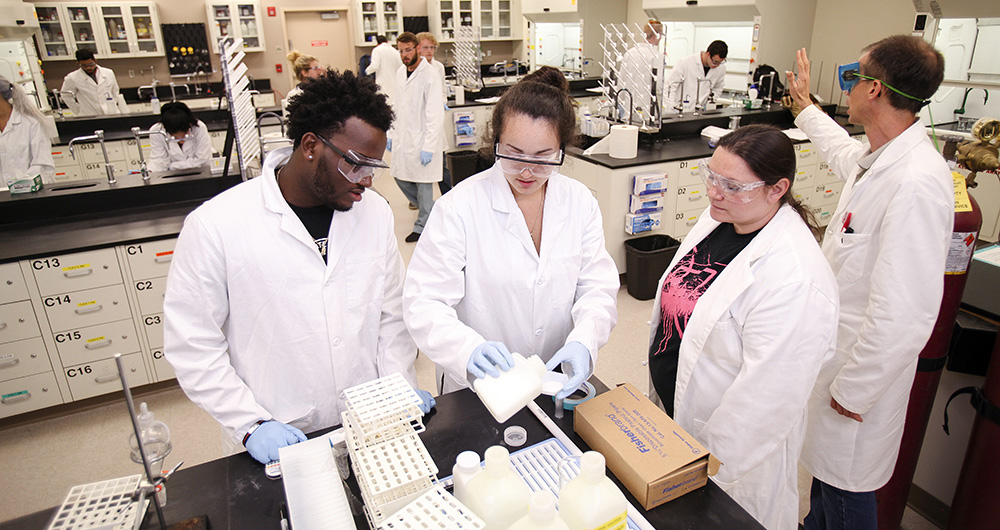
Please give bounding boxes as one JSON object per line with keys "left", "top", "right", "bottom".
{"left": 0, "top": 384, "right": 763, "bottom": 530}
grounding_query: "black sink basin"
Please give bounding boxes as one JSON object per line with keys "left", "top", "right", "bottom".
{"left": 159, "top": 170, "right": 202, "bottom": 179}
{"left": 50, "top": 182, "right": 99, "bottom": 192}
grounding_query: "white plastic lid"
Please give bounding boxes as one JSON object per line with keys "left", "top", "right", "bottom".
{"left": 455, "top": 450, "right": 480, "bottom": 472}
{"left": 503, "top": 425, "right": 527, "bottom": 447}
{"left": 528, "top": 491, "right": 557, "bottom": 523}
{"left": 581, "top": 451, "right": 606, "bottom": 481}
{"left": 484, "top": 445, "right": 510, "bottom": 476}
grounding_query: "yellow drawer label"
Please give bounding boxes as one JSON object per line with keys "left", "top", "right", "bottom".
{"left": 62, "top": 263, "right": 91, "bottom": 271}
{"left": 86, "top": 336, "right": 106, "bottom": 343}
{"left": 77, "top": 300, "right": 97, "bottom": 307}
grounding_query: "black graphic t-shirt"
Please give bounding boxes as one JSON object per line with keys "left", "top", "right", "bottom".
{"left": 648, "top": 223, "right": 760, "bottom": 416}
{"left": 288, "top": 203, "right": 334, "bottom": 262}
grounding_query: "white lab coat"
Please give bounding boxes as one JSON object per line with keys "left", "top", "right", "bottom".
{"left": 148, "top": 121, "right": 212, "bottom": 172}
{"left": 649, "top": 204, "right": 838, "bottom": 530}
{"left": 664, "top": 53, "right": 725, "bottom": 110}
{"left": 429, "top": 58, "right": 449, "bottom": 150}
{"left": 0, "top": 109, "right": 54, "bottom": 183}
{"left": 60, "top": 66, "right": 129, "bottom": 116}
{"left": 367, "top": 42, "right": 403, "bottom": 103}
{"left": 403, "top": 163, "right": 620, "bottom": 392}
{"left": 794, "top": 105, "right": 953, "bottom": 491}
{"left": 388, "top": 59, "right": 444, "bottom": 183}
{"left": 164, "top": 147, "right": 418, "bottom": 448}
{"left": 616, "top": 42, "right": 664, "bottom": 116}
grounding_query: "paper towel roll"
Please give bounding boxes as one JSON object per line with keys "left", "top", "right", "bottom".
{"left": 608, "top": 124, "right": 639, "bottom": 159}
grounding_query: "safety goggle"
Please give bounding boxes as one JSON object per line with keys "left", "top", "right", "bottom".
{"left": 699, "top": 159, "right": 766, "bottom": 203}
{"left": 838, "top": 62, "right": 867, "bottom": 93}
{"left": 315, "top": 133, "right": 389, "bottom": 184}
{"left": 495, "top": 143, "right": 564, "bottom": 178}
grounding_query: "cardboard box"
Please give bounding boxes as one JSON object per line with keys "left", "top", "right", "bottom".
{"left": 574, "top": 383, "right": 718, "bottom": 510}
{"left": 632, "top": 171, "right": 668, "bottom": 196}
{"left": 625, "top": 212, "right": 662, "bottom": 235}
{"left": 628, "top": 193, "right": 666, "bottom": 214}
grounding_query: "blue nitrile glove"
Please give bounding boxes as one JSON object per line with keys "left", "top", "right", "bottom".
{"left": 545, "top": 341, "right": 592, "bottom": 400}
{"left": 415, "top": 389, "right": 436, "bottom": 414}
{"left": 444, "top": 103, "right": 451, "bottom": 111}
{"left": 420, "top": 150, "right": 433, "bottom": 166}
{"left": 386, "top": 138, "right": 392, "bottom": 152}
{"left": 245, "top": 421, "right": 308, "bottom": 464}
{"left": 468, "top": 341, "right": 515, "bottom": 379}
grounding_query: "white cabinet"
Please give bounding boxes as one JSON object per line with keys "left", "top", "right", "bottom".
{"left": 479, "top": 0, "right": 520, "bottom": 40}
{"left": 33, "top": 2, "right": 164, "bottom": 60}
{"left": 206, "top": 1, "right": 266, "bottom": 52}
{"left": 431, "top": 0, "right": 521, "bottom": 42}
{"left": 521, "top": 0, "right": 577, "bottom": 14}
{"left": 355, "top": 0, "right": 402, "bottom": 46}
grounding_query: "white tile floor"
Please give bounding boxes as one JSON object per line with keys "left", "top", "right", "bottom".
{"left": 0, "top": 172, "right": 940, "bottom": 528}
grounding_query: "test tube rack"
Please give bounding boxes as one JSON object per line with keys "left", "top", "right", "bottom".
{"left": 453, "top": 25, "right": 482, "bottom": 91}
{"left": 46, "top": 474, "right": 148, "bottom": 530}
{"left": 598, "top": 22, "right": 663, "bottom": 130}
{"left": 376, "top": 485, "right": 485, "bottom": 530}
{"left": 341, "top": 373, "right": 482, "bottom": 529}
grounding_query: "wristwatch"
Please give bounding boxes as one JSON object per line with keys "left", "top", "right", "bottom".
{"left": 242, "top": 419, "right": 266, "bottom": 447}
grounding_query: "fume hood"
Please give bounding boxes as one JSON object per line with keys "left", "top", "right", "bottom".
{"left": 0, "top": 0, "right": 40, "bottom": 41}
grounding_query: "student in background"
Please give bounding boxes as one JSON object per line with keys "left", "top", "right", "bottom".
{"left": 0, "top": 75, "right": 54, "bottom": 183}
{"left": 148, "top": 102, "right": 212, "bottom": 172}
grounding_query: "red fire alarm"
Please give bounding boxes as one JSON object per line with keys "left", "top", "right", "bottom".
{"left": 275, "top": 63, "right": 282, "bottom": 73}
{"left": 267, "top": 6, "right": 276, "bottom": 16}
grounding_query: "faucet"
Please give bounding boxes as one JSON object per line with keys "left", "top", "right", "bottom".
{"left": 69, "top": 129, "right": 116, "bottom": 184}
{"left": 693, "top": 79, "right": 705, "bottom": 117}
{"left": 137, "top": 85, "right": 158, "bottom": 101}
{"left": 256, "top": 112, "right": 292, "bottom": 158}
{"left": 194, "top": 65, "right": 211, "bottom": 94}
{"left": 51, "top": 89, "right": 75, "bottom": 119}
{"left": 129, "top": 127, "right": 170, "bottom": 181}
{"left": 493, "top": 61, "right": 508, "bottom": 84}
{"left": 614, "top": 88, "right": 634, "bottom": 126}
{"left": 668, "top": 79, "right": 686, "bottom": 117}
{"left": 579, "top": 57, "right": 594, "bottom": 79}
{"left": 761, "top": 71, "right": 777, "bottom": 108}
{"left": 168, "top": 82, "right": 191, "bottom": 101}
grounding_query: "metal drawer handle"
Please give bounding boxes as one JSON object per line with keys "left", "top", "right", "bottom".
{"left": 823, "top": 191, "right": 835, "bottom": 198}
{"left": 686, "top": 219, "right": 698, "bottom": 226}
{"left": 0, "top": 321, "right": 6, "bottom": 330}
{"left": 688, "top": 195, "right": 702, "bottom": 201}
{"left": 153, "top": 255, "right": 173, "bottom": 263}
{"left": 94, "top": 373, "right": 119, "bottom": 384}
{"left": 84, "top": 339, "right": 112, "bottom": 350}
{"left": 820, "top": 212, "right": 832, "bottom": 219}
{"left": 74, "top": 304, "right": 103, "bottom": 315}
{"left": 63, "top": 268, "right": 94, "bottom": 278}
{"left": 0, "top": 358, "right": 20, "bottom": 368}
{"left": 799, "top": 152, "right": 811, "bottom": 158}
{"left": 1, "top": 392, "right": 30, "bottom": 404}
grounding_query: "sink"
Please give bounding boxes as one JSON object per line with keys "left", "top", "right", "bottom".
{"left": 697, "top": 110, "right": 723, "bottom": 116}
{"left": 50, "top": 182, "right": 99, "bottom": 192}
{"left": 159, "top": 170, "right": 202, "bottom": 179}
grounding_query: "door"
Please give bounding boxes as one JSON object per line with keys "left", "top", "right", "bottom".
{"left": 284, "top": 10, "right": 355, "bottom": 83}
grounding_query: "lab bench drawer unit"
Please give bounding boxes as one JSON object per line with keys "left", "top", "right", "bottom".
{"left": 30, "top": 248, "right": 123, "bottom": 295}
{"left": 53, "top": 318, "right": 141, "bottom": 367}
{"left": 0, "top": 372, "right": 64, "bottom": 419}
{"left": 63, "top": 351, "right": 148, "bottom": 401}
{"left": 41, "top": 284, "right": 134, "bottom": 333}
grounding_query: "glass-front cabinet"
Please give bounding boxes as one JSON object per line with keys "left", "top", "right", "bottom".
{"left": 206, "top": 1, "right": 266, "bottom": 52}
{"left": 33, "top": 2, "right": 163, "bottom": 60}
{"left": 431, "top": 0, "right": 519, "bottom": 43}
{"left": 353, "top": 0, "right": 402, "bottom": 47}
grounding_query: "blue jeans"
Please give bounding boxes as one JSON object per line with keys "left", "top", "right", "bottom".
{"left": 394, "top": 179, "right": 434, "bottom": 233}
{"left": 803, "top": 477, "right": 877, "bottom": 530}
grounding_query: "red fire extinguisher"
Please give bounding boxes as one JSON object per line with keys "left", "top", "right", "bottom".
{"left": 875, "top": 193, "right": 982, "bottom": 530}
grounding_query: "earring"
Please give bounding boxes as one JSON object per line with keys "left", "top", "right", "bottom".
{"left": 308, "top": 155, "right": 313, "bottom": 160}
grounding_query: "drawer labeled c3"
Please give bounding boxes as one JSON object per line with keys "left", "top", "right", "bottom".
{"left": 0, "top": 300, "right": 41, "bottom": 345}
{"left": 0, "top": 262, "right": 29, "bottom": 304}
{"left": 54, "top": 319, "right": 141, "bottom": 367}
{"left": 64, "top": 352, "right": 149, "bottom": 401}
{"left": 43, "top": 284, "right": 132, "bottom": 332}
{"left": 0, "top": 372, "right": 63, "bottom": 419}
{"left": 0, "top": 337, "right": 52, "bottom": 382}
{"left": 31, "top": 248, "right": 123, "bottom": 296}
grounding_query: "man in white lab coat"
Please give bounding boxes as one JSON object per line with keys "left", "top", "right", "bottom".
{"left": 60, "top": 49, "right": 129, "bottom": 116}
{"left": 786, "top": 36, "right": 952, "bottom": 530}
{"left": 388, "top": 31, "right": 444, "bottom": 243}
{"left": 164, "top": 69, "right": 434, "bottom": 465}
{"left": 417, "top": 31, "right": 452, "bottom": 195}
{"left": 366, "top": 35, "right": 402, "bottom": 103}
{"left": 616, "top": 19, "right": 664, "bottom": 124}
{"left": 664, "top": 40, "right": 727, "bottom": 111}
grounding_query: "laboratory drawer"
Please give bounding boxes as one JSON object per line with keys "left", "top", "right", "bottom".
{"left": 64, "top": 352, "right": 149, "bottom": 401}
{"left": 811, "top": 184, "right": 842, "bottom": 206}
{"left": 811, "top": 203, "right": 837, "bottom": 227}
{"left": 815, "top": 163, "right": 842, "bottom": 187}
{"left": 134, "top": 277, "right": 167, "bottom": 315}
{"left": 0, "top": 337, "right": 52, "bottom": 382}
{"left": 42, "top": 284, "right": 133, "bottom": 333}
{"left": 50, "top": 146, "right": 77, "bottom": 167}
{"left": 142, "top": 313, "right": 164, "bottom": 350}
{"left": 793, "top": 166, "right": 816, "bottom": 192}
{"left": 791, "top": 187, "right": 811, "bottom": 208}
{"left": 0, "top": 372, "right": 63, "bottom": 419}
{"left": 0, "top": 262, "right": 29, "bottom": 304}
{"left": 150, "top": 348, "right": 175, "bottom": 382}
{"left": 0, "top": 300, "right": 41, "bottom": 344}
{"left": 52, "top": 164, "right": 83, "bottom": 181}
{"left": 78, "top": 140, "right": 126, "bottom": 164}
{"left": 675, "top": 182, "right": 708, "bottom": 211}
{"left": 675, "top": 159, "right": 705, "bottom": 187}
{"left": 124, "top": 239, "right": 177, "bottom": 281}
{"left": 53, "top": 319, "right": 141, "bottom": 367}
{"left": 673, "top": 206, "right": 705, "bottom": 238}
{"left": 31, "top": 248, "right": 123, "bottom": 296}
{"left": 794, "top": 143, "right": 818, "bottom": 167}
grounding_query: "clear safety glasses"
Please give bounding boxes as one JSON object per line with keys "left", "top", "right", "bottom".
{"left": 494, "top": 143, "right": 565, "bottom": 178}
{"left": 315, "top": 133, "right": 389, "bottom": 184}
{"left": 699, "top": 159, "right": 766, "bottom": 203}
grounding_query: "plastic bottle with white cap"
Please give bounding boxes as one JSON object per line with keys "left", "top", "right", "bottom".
{"left": 451, "top": 450, "right": 481, "bottom": 505}
{"left": 472, "top": 353, "right": 545, "bottom": 423}
{"left": 508, "top": 491, "right": 571, "bottom": 530}
{"left": 463, "top": 446, "right": 531, "bottom": 530}
{"left": 558, "top": 451, "right": 628, "bottom": 530}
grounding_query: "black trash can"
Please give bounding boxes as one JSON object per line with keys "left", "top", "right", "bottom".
{"left": 624, "top": 235, "right": 681, "bottom": 301}
{"left": 446, "top": 150, "right": 480, "bottom": 186}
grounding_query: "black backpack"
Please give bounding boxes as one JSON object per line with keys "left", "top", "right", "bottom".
{"left": 752, "top": 64, "right": 785, "bottom": 100}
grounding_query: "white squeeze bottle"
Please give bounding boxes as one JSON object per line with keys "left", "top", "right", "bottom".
{"left": 473, "top": 353, "right": 545, "bottom": 423}
{"left": 452, "top": 450, "right": 481, "bottom": 505}
{"left": 508, "top": 491, "right": 571, "bottom": 530}
{"left": 558, "top": 452, "right": 628, "bottom": 530}
{"left": 463, "top": 446, "right": 531, "bottom": 530}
